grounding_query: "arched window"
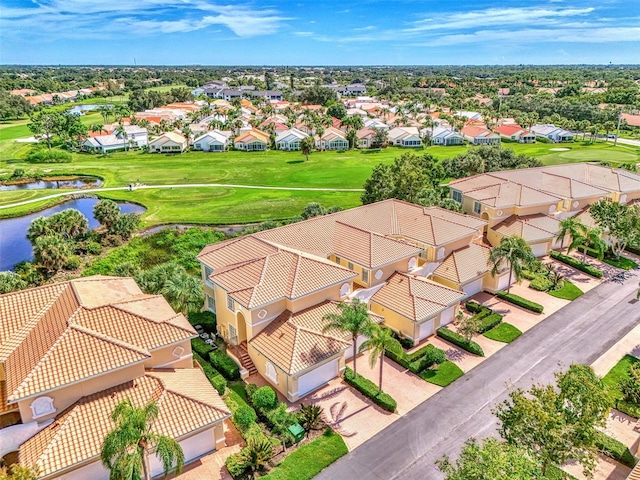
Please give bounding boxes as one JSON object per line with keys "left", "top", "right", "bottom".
{"left": 30, "top": 396, "right": 56, "bottom": 419}
{"left": 266, "top": 362, "right": 278, "bottom": 383}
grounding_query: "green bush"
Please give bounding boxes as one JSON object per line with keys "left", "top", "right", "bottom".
{"left": 386, "top": 344, "right": 446, "bottom": 373}
{"left": 343, "top": 367, "right": 397, "bottom": 412}
{"left": 84, "top": 241, "right": 102, "bottom": 255}
{"left": 188, "top": 310, "right": 217, "bottom": 333}
{"left": 193, "top": 352, "right": 227, "bottom": 394}
{"left": 26, "top": 148, "right": 72, "bottom": 163}
{"left": 437, "top": 327, "right": 485, "bottom": 356}
{"left": 530, "top": 276, "right": 553, "bottom": 291}
{"left": 252, "top": 386, "right": 278, "bottom": 410}
{"left": 387, "top": 328, "right": 414, "bottom": 350}
{"left": 225, "top": 452, "right": 247, "bottom": 478}
{"left": 465, "top": 301, "right": 484, "bottom": 313}
{"left": 191, "top": 337, "right": 214, "bottom": 357}
{"left": 245, "top": 382, "right": 259, "bottom": 400}
{"left": 209, "top": 350, "right": 241, "bottom": 380}
{"left": 478, "top": 313, "right": 503, "bottom": 333}
{"left": 496, "top": 291, "right": 544, "bottom": 313}
{"left": 616, "top": 400, "right": 640, "bottom": 419}
{"left": 224, "top": 386, "right": 268, "bottom": 443}
{"left": 521, "top": 270, "right": 539, "bottom": 281}
{"left": 594, "top": 431, "right": 637, "bottom": 468}
{"left": 549, "top": 251, "right": 603, "bottom": 278}
{"left": 233, "top": 405, "right": 258, "bottom": 429}
{"left": 64, "top": 255, "right": 81, "bottom": 270}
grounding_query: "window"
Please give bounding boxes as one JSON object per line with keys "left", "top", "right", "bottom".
{"left": 266, "top": 362, "right": 278, "bottom": 383}
{"left": 473, "top": 202, "right": 482, "bottom": 214}
{"left": 334, "top": 256, "right": 341, "bottom": 265}
{"left": 347, "top": 262, "right": 354, "bottom": 270}
{"left": 362, "top": 270, "right": 369, "bottom": 283}
{"left": 452, "top": 190, "right": 463, "bottom": 203}
{"left": 30, "top": 396, "right": 56, "bottom": 419}
{"left": 204, "top": 265, "right": 214, "bottom": 284}
{"left": 227, "top": 295, "right": 235, "bottom": 311}
{"left": 207, "top": 294, "right": 216, "bottom": 312}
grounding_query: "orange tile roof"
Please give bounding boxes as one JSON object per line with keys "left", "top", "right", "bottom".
{"left": 491, "top": 214, "right": 560, "bottom": 242}
{"left": 371, "top": 272, "right": 464, "bottom": 322}
{"left": 433, "top": 244, "right": 491, "bottom": 284}
{"left": 249, "top": 303, "right": 352, "bottom": 374}
{"left": 234, "top": 129, "right": 269, "bottom": 144}
{"left": 19, "top": 369, "right": 230, "bottom": 478}
{"left": 0, "top": 277, "right": 195, "bottom": 405}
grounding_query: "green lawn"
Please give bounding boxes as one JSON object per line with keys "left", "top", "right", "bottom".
{"left": 261, "top": 429, "right": 348, "bottom": 480}
{"left": 603, "top": 255, "right": 638, "bottom": 270}
{"left": 483, "top": 323, "right": 522, "bottom": 343}
{"left": 418, "top": 360, "right": 464, "bottom": 387}
{"left": 548, "top": 281, "right": 584, "bottom": 300}
{"left": 602, "top": 355, "right": 640, "bottom": 402}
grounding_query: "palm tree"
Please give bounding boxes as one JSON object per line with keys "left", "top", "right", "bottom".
{"left": 300, "top": 136, "right": 315, "bottom": 161}
{"left": 90, "top": 124, "right": 105, "bottom": 135}
{"left": 322, "top": 299, "right": 373, "bottom": 376}
{"left": 239, "top": 437, "right": 273, "bottom": 479}
{"left": 358, "top": 325, "right": 400, "bottom": 393}
{"left": 114, "top": 124, "right": 128, "bottom": 151}
{"left": 98, "top": 105, "right": 113, "bottom": 124}
{"left": 556, "top": 216, "right": 583, "bottom": 249}
{"left": 101, "top": 399, "right": 184, "bottom": 480}
{"left": 567, "top": 224, "right": 606, "bottom": 262}
{"left": 488, "top": 236, "right": 536, "bottom": 293}
{"left": 161, "top": 270, "right": 203, "bottom": 314}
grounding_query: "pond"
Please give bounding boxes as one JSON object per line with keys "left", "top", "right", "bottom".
{"left": 0, "top": 176, "right": 103, "bottom": 191}
{"left": 67, "top": 104, "right": 113, "bottom": 115}
{"left": 0, "top": 198, "right": 145, "bottom": 271}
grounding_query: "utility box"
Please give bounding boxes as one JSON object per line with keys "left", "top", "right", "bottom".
{"left": 288, "top": 423, "right": 305, "bottom": 443}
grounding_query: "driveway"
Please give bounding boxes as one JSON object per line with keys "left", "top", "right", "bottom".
{"left": 316, "top": 270, "right": 640, "bottom": 480}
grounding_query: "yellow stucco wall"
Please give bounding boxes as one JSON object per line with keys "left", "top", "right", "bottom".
{"left": 369, "top": 302, "right": 418, "bottom": 339}
{"left": 146, "top": 339, "right": 194, "bottom": 369}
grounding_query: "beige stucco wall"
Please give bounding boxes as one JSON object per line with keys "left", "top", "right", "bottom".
{"left": 146, "top": 340, "right": 194, "bottom": 369}
{"left": 17, "top": 363, "right": 145, "bottom": 424}
{"left": 329, "top": 254, "right": 419, "bottom": 287}
{"left": 369, "top": 302, "right": 418, "bottom": 340}
{"left": 430, "top": 275, "right": 462, "bottom": 291}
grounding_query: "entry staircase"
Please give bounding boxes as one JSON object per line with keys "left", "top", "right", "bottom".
{"left": 238, "top": 341, "right": 258, "bottom": 376}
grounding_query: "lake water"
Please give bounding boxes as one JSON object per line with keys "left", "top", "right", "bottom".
{"left": 0, "top": 177, "right": 103, "bottom": 191}
{"left": 68, "top": 104, "right": 113, "bottom": 115}
{"left": 0, "top": 198, "right": 145, "bottom": 271}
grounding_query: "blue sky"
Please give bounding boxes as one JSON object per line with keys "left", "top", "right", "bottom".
{"left": 1, "top": 0, "right": 639, "bottom": 65}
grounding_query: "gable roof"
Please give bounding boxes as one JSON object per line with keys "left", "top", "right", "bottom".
{"left": 19, "top": 369, "right": 230, "bottom": 478}
{"left": 234, "top": 128, "right": 269, "bottom": 144}
{"left": 371, "top": 272, "right": 464, "bottom": 322}
{"left": 492, "top": 214, "right": 561, "bottom": 242}
{"left": 433, "top": 243, "right": 491, "bottom": 284}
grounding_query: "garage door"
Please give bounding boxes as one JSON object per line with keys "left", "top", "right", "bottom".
{"left": 298, "top": 359, "right": 338, "bottom": 396}
{"left": 530, "top": 243, "right": 549, "bottom": 257}
{"left": 418, "top": 319, "right": 434, "bottom": 341}
{"left": 149, "top": 429, "right": 215, "bottom": 477}
{"left": 497, "top": 273, "right": 511, "bottom": 291}
{"left": 439, "top": 307, "right": 455, "bottom": 327}
{"left": 462, "top": 278, "right": 483, "bottom": 298}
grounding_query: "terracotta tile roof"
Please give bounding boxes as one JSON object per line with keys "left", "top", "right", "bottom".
{"left": 332, "top": 222, "right": 420, "bottom": 268}
{"left": 249, "top": 303, "right": 351, "bottom": 374}
{"left": 234, "top": 129, "right": 269, "bottom": 144}
{"left": 492, "top": 214, "right": 560, "bottom": 242}
{"left": 19, "top": 370, "right": 230, "bottom": 478}
{"left": 198, "top": 235, "right": 279, "bottom": 270}
{"left": 371, "top": 272, "right": 464, "bottom": 321}
{"left": 433, "top": 244, "right": 491, "bottom": 284}
{"left": 0, "top": 277, "right": 196, "bottom": 405}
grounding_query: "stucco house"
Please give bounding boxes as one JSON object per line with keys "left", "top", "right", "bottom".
{"left": 193, "top": 129, "right": 232, "bottom": 152}
{"left": 234, "top": 129, "right": 270, "bottom": 151}
{"left": 387, "top": 127, "right": 422, "bottom": 147}
{"left": 317, "top": 127, "right": 348, "bottom": 151}
{"left": 460, "top": 125, "right": 501, "bottom": 145}
{"left": 275, "top": 128, "right": 308, "bottom": 151}
{"left": 426, "top": 125, "right": 464, "bottom": 146}
{"left": 530, "top": 124, "right": 574, "bottom": 142}
{"left": 148, "top": 132, "right": 188, "bottom": 153}
{"left": 82, "top": 135, "right": 127, "bottom": 154}
{"left": 0, "top": 276, "right": 230, "bottom": 480}
{"left": 494, "top": 125, "right": 536, "bottom": 143}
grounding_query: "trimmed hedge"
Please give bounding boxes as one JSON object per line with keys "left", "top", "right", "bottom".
{"left": 223, "top": 385, "right": 269, "bottom": 443}
{"left": 388, "top": 328, "right": 414, "bottom": 350}
{"left": 193, "top": 352, "right": 227, "bottom": 394}
{"left": 496, "top": 291, "right": 544, "bottom": 313}
{"left": 478, "top": 313, "right": 504, "bottom": 333}
{"left": 344, "top": 367, "right": 397, "bottom": 412}
{"left": 465, "top": 301, "right": 484, "bottom": 314}
{"left": 549, "top": 251, "right": 603, "bottom": 278}
{"left": 386, "top": 344, "right": 446, "bottom": 374}
{"left": 188, "top": 310, "right": 217, "bottom": 333}
{"left": 594, "top": 431, "right": 637, "bottom": 468}
{"left": 209, "top": 350, "right": 241, "bottom": 380}
{"left": 437, "top": 327, "right": 484, "bottom": 356}
{"left": 530, "top": 276, "right": 553, "bottom": 291}
{"left": 191, "top": 337, "right": 215, "bottom": 357}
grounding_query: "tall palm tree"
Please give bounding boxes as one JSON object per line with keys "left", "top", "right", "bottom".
{"left": 567, "top": 224, "right": 607, "bottom": 262}
{"left": 101, "top": 399, "right": 184, "bottom": 480}
{"left": 556, "top": 216, "right": 583, "bottom": 249}
{"left": 322, "top": 299, "right": 373, "bottom": 376}
{"left": 115, "top": 124, "right": 128, "bottom": 151}
{"left": 359, "top": 325, "right": 400, "bottom": 393}
{"left": 300, "top": 136, "right": 315, "bottom": 161}
{"left": 488, "top": 236, "right": 535, "bottom": 293}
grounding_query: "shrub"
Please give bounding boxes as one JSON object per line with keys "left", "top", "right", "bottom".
{"left": 64, "top": 255, "right": 81, "bottom": 270}
{"left": 263, "top": 403, "right": 297, "bottom": 437}
{"left": 26, "top": 148, "right": 72, "bottom": 163}
{"left": 193, "top": 352, "right": 227, "bottom": 394}
{"left": 478, "top": 313, "right": 503, "bottom": 333}
{"left": 594, "top": 431, "right": 637, "bottom": 468}
{"left": 387, "top": 328, "right": 414, "bottom": 350}
{"left": 245, "top": 383, "right": 259, "bottom": 401}
{"left": 549, "top": 251, "right": 603, "bottom": 278}
{"left": 252, "top": 386, "right": 278, "bottom": 410}
{"left": 465, "top": 301, "right": 484, "bottom": 313}
{"left": 209, "top": 350, "right": 240, "bottom": 380}
{"left": 495, "top": 291, "right": 544, "bottom": 313}
{"left": 530, "top": 276, "right": 553, "bottom": 291}
{"left": 521, "top": 270, "right": 539, "bottom": 281}
{"left": 620, "top": 363, "right": 640, "bottom": 404}
{"left": 343, "top": 367, "right": 397, "bottom": 412}
{"left": 386, "top": 344, "right": 446, "bottom": 373}
{"left": 188, "top": 310, "right": 216, "bottom": 333}
{"left": 225, "top": 452, "right": 247, "bottom": 478}
{"left": 84, "top": 241, "right": 102, "bottom": 255}
{"left": 437, "top": 327, "right": 485, "bottom": 356}
{"left": 191, "top": 337, "right": 214, "bottom": 357}
{"left": 233, "top": 405, "right": 258, "bottom": 430}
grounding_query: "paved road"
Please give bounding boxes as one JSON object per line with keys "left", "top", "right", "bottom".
{"left": 317, "top": 273, "right": 640, "bottom": 480}
{"left": 616, "top": 138, "right": 640, "bottom": 148}
{"left": 0, "top": 183, "right": 364, "bottom": 210}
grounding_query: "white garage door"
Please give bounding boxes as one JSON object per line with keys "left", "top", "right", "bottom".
{"left": 345, "top": 334, "right": 367, "bottom": 360}
{"left": 298, "top": 359, "right": 338, "bottom": 396}
{"left": 418, "top": 319, "right": 434, "bottom": 340}
{"left": 439, "top": 307, "right": 455, "bottom": 327}
{"left": 530, "top": 243, "right": 548, "bottom": 257}
{"left": 149, "top": 429, "right": 215, "bottom": 478}
{"left": 497, "top": 273, "right": 511, "bottom": 291}
{"left": 462, "top": 278, "right": 484, "bottom": 298}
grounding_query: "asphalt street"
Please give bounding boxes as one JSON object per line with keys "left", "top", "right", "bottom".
{"left": 317, "top": 272, "right": 640, "bottom": 480}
